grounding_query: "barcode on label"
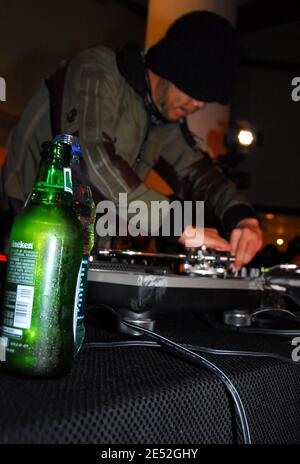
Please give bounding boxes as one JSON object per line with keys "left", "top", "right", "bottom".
{"left": 14, "top": 285, "right": 34, "bottom": 329}
{"left": 0, "top": 336, "right": 8, "bottom": 362}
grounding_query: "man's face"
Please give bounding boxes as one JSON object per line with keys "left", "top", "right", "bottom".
{"left": 154, "top": 77, "right": 206, "bottom": 122}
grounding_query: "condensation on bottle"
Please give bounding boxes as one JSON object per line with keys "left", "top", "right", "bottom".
{"left": 0, "top": 140, "right": 83, "bottom": 377}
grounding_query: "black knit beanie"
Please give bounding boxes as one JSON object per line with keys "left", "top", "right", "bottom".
{"left": 145, "top": 11, "right": 238, "bottom": 105}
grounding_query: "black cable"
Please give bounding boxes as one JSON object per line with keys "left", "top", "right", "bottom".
{"left": 218, "top": 306, "right": 300, "bottom": 337}
{"left": 84, "top": 341, "right": 159, "bottom": 349}
{"left": 280, "top": 292, "right": 300, "bottom": 314}
{"left": 86, "top": 302, "right": 300, "bottom": 438}
{"left": 233, "top": 306, "right": 300, "bottom": 337}
{"left": 184, "top": 345, "right": 290, "bottom": 363}
{"left": 250, "top": 308, "right": 298, "bottom": 321}
{"left": 89, "top": 303, "right": 252, "bottom": 445}
{"left": 232, "top": 327, "right": 300, "bottom": 336}
{"left": 83, "top": 341, "right": 292, "bottom": 363}
{"left": 263, "top": 271, "right": 300, "bottom": 312}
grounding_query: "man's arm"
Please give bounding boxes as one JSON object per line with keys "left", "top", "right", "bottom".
{"left": 155, "top": 124, "right": 263, "bottom": 266}
{"left": 229, "top": 218, "right": 263, "bottom": 269}
{"left": 66, "top": 52, "right": 173, "bottom": 233}
{"left": 75, "top": 70, "right": 234, "bottom": 249}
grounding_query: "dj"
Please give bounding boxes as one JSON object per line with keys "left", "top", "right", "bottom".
{"left": 0, "top": 11, "right": 262, "bottom": 269}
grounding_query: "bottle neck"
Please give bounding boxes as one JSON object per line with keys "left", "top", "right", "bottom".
{"left": 29, "top": 141, "right": 73, "bottom": 206}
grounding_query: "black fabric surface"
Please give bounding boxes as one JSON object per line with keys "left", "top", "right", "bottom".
{"left": 0, "top": 308, "right": 300, "bottom": 444}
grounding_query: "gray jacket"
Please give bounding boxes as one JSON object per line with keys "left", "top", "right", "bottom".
{"left": 0, "top": 44, "right": 255, "bottom": 233}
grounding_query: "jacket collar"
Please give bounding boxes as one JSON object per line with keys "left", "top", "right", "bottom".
{"left": 116, "top": 43, "right": 148, "bottom": 99}
{"left": 116, "top": 43, "right": 168, "bottom": 126}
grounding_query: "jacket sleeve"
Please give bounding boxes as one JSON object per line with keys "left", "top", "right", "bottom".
{"left": 154, "top": 124, "right": 257, "bottom": 233}
{"left": 66, "top": 50, "right": 172, "bottom": 233}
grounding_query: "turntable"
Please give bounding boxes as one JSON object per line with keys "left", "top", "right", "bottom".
{"left": 86, "top": 247, "right": 267, "bottom": 335}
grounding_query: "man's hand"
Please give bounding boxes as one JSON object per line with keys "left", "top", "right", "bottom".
{"left": 230, "top": 218, "right": 263, "bottom": 269}
{"left": 179, "top": 226, "right": 231, "bottom": 251}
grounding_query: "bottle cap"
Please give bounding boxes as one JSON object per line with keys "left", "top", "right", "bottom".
{"left": 54, "top": 134, "right": 82, "bottom": 156}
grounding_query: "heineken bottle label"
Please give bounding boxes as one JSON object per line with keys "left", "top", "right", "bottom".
{"left": 2, "top": 242, "right": 38, "bottom": 335}
{"left": 63, "top": 168, "right": 73, "bottom": 195}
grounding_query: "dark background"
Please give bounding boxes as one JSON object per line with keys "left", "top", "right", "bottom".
{"left": 0, "top": 0, "right": 299, "bottom": 214}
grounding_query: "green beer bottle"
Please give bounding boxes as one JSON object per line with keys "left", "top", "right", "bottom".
{"left": 54, "top": 134, "right": 96, "bottom": 354}
{"left": 0, "top": 140, "right": 83, "bottom": 377}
